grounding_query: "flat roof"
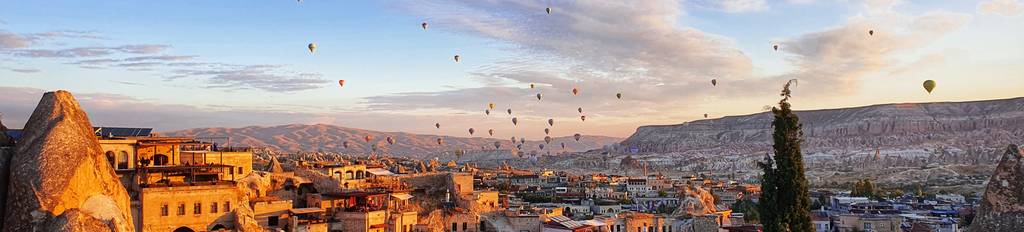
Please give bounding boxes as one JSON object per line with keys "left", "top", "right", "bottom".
{"left": 289, "top": 207, "right": 326, "bottom": 215}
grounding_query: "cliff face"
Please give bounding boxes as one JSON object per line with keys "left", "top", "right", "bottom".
{"left": 620, "top": 97, "right": 1024, "bottom": 155}
{"left": 2, "top": 90, "right": 135, "bottom": 231}
{"left": 969, "top": 145, "right": 1024, "bottom": 231}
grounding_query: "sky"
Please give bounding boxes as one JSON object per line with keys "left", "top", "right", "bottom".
{"left": 1, "top": 0, "right": 1022, "bottom": 139}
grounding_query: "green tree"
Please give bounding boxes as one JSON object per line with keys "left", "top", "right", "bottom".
{"left": 757, "top": 80, "right": 814, "bottom": 232}
{"left": 731, "top": 199, "right": 761, "bottom": 223}
{"left": 851, "top": 179, "right": 876, "bottom": 199}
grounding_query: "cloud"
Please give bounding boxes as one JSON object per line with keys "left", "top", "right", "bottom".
{"left": 978, "top": 0, "right": 1024, "bottom": 17}
{"left": 0, "top": 31, "right": 32, "bottom": 49}
{"left": 9, "top": 68, "right": 40, "bottom": 73}
{"left": 706, "top": 0, "right": 770, "bottom": 13}
{"left": 167, "top": 64, "right": 330, "bottom": 92}
{"left": 0, "top": 29, "right": 104, "bottom": 49}
{"left": 8, "top": 44, "right": 168, "bottom": 58}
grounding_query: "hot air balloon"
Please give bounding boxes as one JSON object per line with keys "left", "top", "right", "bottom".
{"left": 544, "top": 136, "right": 552, "bottom": 144}
{"left": 493, "top": 141, "right": 501, "bottom": 149}
{"left": 511, "top": 136, "right": 516, "bottom": 144}
{"left": 454, "top": 55, "right": 460, "bottom": 63}
{"left": 616, "top": 93, "right": 622, "bottom": 99}
{"left": 544, "top": 128, "right": 550, "bottom": 135}
{"left": 386, "top": 137, "right": 395, "bottom": 145}
{"left": 536, "top": 93, "right": 542, "bottom": 100}
{"left": 520, "top": 138, "right": 525, "bottom": 144}
{"left": 488, "top": 129, "right": 494, "bottom": 136}
{"left": 581, "top": 115, "right": 586, "bottom": 122}
{"left": 572, "top": 87, "right": 579, "bottom": 96}
{"left": 548, "top": 119, "right": 554, "bottom": 126}
{"left": 772, "top": 44, "right": 779, "bottom": 51}
{"left": 560, "top": 142, "right": 565, "bottom": 149}
{"left": 507, "top": 108, "right": 512, "bottom": 115}
{"left": 869, "top": 30, "right": 874, "bottom": 36}
{"left": 364, "top": 135, "right": 373, "bottom": 143}
{"left": 435, "top": 123, "right": 440, "bottom": 129}
{"left": 512, "top": 117, "right": 518, "bottom": 126}
{"left": 578, "top": 107, "right": 583, "bottom": 113}
{"left": 308, "top": 43, "right": 317, "bottom": 53}
{"left": 422, "top": 22, "right": 428, "bottom": 30}
{"left": 437, "top": 137, "right": 444, "bottom": 145}
{"left": 488, "top": 103, "right": 495, "bottom": 109}
{"left": 517, "top": 144, "right": 523, "bottom": 150}
{"left": 711, "top": 79, "right": 717, "bottom": 86}
{"left": 704, "top": 113, "right": 708, "bottom": 118}
{"left": 468, "top": 128, "right": 475, "bottom": 135}
{"left": 574, "top": 133, "right": 581, "bottom": 142}
{"left": 923, "top": 80, "right": 936, "bottom": 94}
{"left": 539, "top": 144, "right": 546, "bottom": 149}
{"left": 545, "top": 7, "right": 551, "bottom": 14}
{"left": 343, "top": 141, "right": 350, "bottom": 148}
{"left": 338, "top": 80, "right": 345, "bottom": 88}
{"left": 530, "top": 83, "right": 535, "bottom": 89}
{"left": 485, "top": 109, "right": 490, "bottom": 115}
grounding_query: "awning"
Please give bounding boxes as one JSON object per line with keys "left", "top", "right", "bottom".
{"left": 391, "top": 193, "right": 414, "bottom": 200}
{"left": 366, "top": 168, "right": 395, "bottom": 176}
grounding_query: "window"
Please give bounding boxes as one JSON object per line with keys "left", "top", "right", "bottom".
{"left": 105, "top": 151, "right": 116, "bottom": 169}
{"left": 160, "top": 204, "right": 169, "bottom": 216}
{"left": 864, "top": 223, "right": 872, "bottom": 230}
{"left": 153, "top": 154, "right": 169, "bottom": 166}
{"left": 268, "top": 216, "right": 279, "bottom": 226}
{"left": 117, "top": 151, "right": 129, "bottom": 169}
{"left": 462, "top": 222, "right": 467, "bottom": 231}
{"left": 194, "top": 202, "right": 202, "bottom": 214}
{"left": 237, "top": 167, "right": 243, "bottom": 174}
{"left": 177, "top": 203, "right": 186, "bottom": 215}
{"left": 224, "top": 201, "right": 231, "bottom": 212}
{"left": 211, "top": 202, "right": 218, "bottom": 213}
{"left": 451, "top": 223, "right": 457, "bottom": 232}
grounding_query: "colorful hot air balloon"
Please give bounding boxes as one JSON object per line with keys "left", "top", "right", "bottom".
{"left": 435, "top": 123, "right": 440, "bottom": 129}
{"left": 437, "top": 137, "right": 444, "bottom": 145}
{"left": 512, "top": 117, "right": 518, "bottom": 126}
{"left": 574, "top": 133, "right": 581, "bottom": 142}
{"left": 578, "top": 107, "right": 583, "bottom": 113}
{"left": 338, "top": 80, "right": 345, "bottom": 88}
{"left": 364, "top": 135, "right": 373, "bottom": 143}
{"left": 536, "top": 93, "right": 542, "bottom": 100}
{"left": 923, "top": 80, "right": 936, "bottom": 94}
{"left": 616, "top": 93, "right": 622, "bottom": 99}
{"left": 488, "top": 129, "right": 494, "bottom": 136}
{"left": 468, "top": 128, "right": 475, "bottom": 135}
{"left": 507, "top": 108, "right": 512, "bottom": 115}
{"left": 548, "top": 119, "right": 554, "bottom": 126}
{"left": 544, "top": 136, "right": 552, "bottom": 144}
{"left": 572, "top": 87, "right": 579, "bottom": 96}
{"left": 711, "top": 79, "right": 717, "bottom": 86}
{"left": 386, "top": 137, "right": 395, "bottom": 145}
{"left": 454, "top": 55, "right": 460, "bottom": 63}
{"left": 308, "top": 43, "right": 317, "bottom": 53}
{"left": 581, "top": 115, "right": 586, "bottom": 122}
{"left": 493, "top": 141, "right": 501, "bottom": 149}
{"left": 544, "top": 128, "right": 550, "bottom": 135}
{"left": 488, "top": 103, "right": 495, "bottom": 109}
{"left": 422, "top": 22, "right": 428, "bottom": 30}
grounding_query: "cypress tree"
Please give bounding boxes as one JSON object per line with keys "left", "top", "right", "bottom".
{"left": 758, "top": 79, "right": 814, "bottom": 232}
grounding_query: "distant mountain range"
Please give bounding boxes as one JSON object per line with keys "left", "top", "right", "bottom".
{"left": 162, "top": 124, "right": 622, "bottom": 157}
{"left": 618, "top": 97, "right": 1024, "bottom": 156}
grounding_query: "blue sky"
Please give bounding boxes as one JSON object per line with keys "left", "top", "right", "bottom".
{"left": 2, "top": 0, "right": 1022, "bottom": 138}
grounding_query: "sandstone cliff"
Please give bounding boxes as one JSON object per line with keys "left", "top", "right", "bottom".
{"left": 0, "top": 117, "right": 13, "bottom": 227}
{"left": 968, "top": 144, "right": 1024, "bottom": 231}
{"left": 2, "top": 90, "right": 135, "bottom": 231}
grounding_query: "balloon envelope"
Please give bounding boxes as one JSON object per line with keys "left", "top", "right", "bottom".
{"left": 923, "top": 80, "right": 936, "bottom": 93}
{"left": 308, "top": 43, "right": 316, "bottom": 53}
{"left": 338, "top": 80, "right": 345, "bottom": 88}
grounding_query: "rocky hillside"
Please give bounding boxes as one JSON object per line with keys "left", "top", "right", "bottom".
{"left": 969, "top": 144, "right": 1024, "bottom": 231}
{"left": 163, "top": 124, "right": 621, "bottom": 158}
{"left": 619, "top": 97, "right": 1024, "bottom": 156}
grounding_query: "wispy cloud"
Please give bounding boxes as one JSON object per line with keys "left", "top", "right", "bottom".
{"left": 700, "top": 0, "right": 770, "bottom": 13}
{"left": 8, "top": 44, "right": 168, "bottom": 58}
{"left": 978, "top": 0, "right": 1023, "bottom": 17}
{"left": 8, "top": 68, "right": 40, "bottom": 73}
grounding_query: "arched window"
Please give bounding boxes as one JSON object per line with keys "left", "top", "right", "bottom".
{"left": 117, "top": 151, "right": 129, "bottom": 169}
{"left": 105, "top": 151, "right": 116, "bottom": 169}
{"left": 153, "top": 154, "right": 169, "bottom": 166}
{"left": 345, "top": 171, "right": 354, "bottom": 180}
{"left": 356, "top": 170, "right": 365, "bottom": 179}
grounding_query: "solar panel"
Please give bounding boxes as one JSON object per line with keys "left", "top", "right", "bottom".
{"left": 94, "top": 127, "right": 152, "bottom": 137}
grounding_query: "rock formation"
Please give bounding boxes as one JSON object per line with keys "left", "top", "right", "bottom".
{"left": 968, "top": 144, "right": 1024, "bottom": 231}
{"left": 265, "top": 156, "right": 284, "bottom": 173}
{"left": 0, "top": 117, "right": 13, "bottom": 227}
{"left": 2, "top": 90, "right": 135, "bottom": 231}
